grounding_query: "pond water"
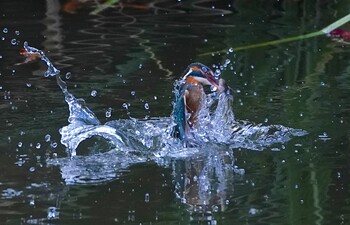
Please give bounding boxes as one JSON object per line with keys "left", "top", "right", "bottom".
{"left": 1, "top": 0, "right": 350, "bottom": 224}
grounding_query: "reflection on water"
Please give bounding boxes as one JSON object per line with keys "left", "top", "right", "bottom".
{"left": 1, "top": 0, "right": 350, "bottom": 225}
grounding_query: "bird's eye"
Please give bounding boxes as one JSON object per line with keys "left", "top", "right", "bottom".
{"left": 201, "top": 66, "right": 208, "bottom": 73}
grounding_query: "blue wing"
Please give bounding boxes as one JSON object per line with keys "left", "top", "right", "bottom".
{"left": 171, "top": 83, "right": 187, "bottom": 141}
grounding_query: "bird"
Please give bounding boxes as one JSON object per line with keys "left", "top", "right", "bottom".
{"left": 171, "top": 63, "right": 227, "bottom": 144}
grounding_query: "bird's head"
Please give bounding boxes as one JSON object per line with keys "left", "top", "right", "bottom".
{"left": 182, "top": 63, "right": 222, "bottom": 91}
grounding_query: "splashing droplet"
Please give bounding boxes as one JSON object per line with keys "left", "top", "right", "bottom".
{"left": 45, "top": 134, "right": 51, "bottom": 142}
{"left": 122, "top": 103, "right": 128, "bottom": 110}
{"left": 249, "top": 208, "right": 258, "bottom": 215}
{"left": 144, "top": 103, "right": 149, "bottom": 110}
{"left": 210, "top": 85, "right": 218, "bottom": 92}
{"left": 47, "top": 207, "right": 59, "bottom": 220}
{"left": 29, "top": 199, "right": 35, "bottom": 206}
{"left": 106, "top": 107, "right": 112, "bottom": 118}
{"left": 144, "top": 193, "right": 150, "bottom": 203}
{"left": 91, "top": 90, "right": 97, "bottom": 97}
{"left": 51, "top": 142, "right": 58, "bottom": 148}
{"left": 65, "top": 72, "right": 71, "bottom": 79}
{"left": 3, "top": 28, "right": 8, "bottom": 33}
{"left": 11, "top": 39, "right": 17, "bottom": 45}
{"left": 214, "top": 69, "right": 221, "bottom": 77}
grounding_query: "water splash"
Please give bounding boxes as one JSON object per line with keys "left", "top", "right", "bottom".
{"left": 24, "top": 42, "right": 307, "bottom": 186}
{"left": 55, "top": 66, "right": 125, "bottom": 156}
{"left": 23, "top": 41, "right": 60, "bottom": 77}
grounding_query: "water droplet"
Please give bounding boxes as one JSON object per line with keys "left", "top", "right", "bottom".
{"left": 15, "top": 30, "right": 20, "bottom": 35}
{"left": 249, "top": 208, "right": 258, "bottom": 215}
{"left": 122, "top": 103, "right": 128, "bottom": 110}
{"left": 144, "top": 103, "right": 149, "bottom": 110}
{"left": 228, "top": 47, "right": 234, "bottom": 53}
{"left": 29, "top": 199, "right": 35, "bottom": 206}
{"left": 91, "top": 90, "right": 97, "bottom": 97}
{"left": 88, "top": 113, "right": 95, "bottom": 119}
{"left": 264, "top": 118, "right": 268, "bottom": 123}
{"left": 29, "top": 167, "right": 35, "bottom": 172}
{"left": 130, "top": 91, "right": 135, "bottom": 96}
{"left": 47, "top": 207, "right": 59, "bottom": 220}
{"left": 36, "top": 143, "right": 41, "bottom": 149}
{"left": 210, "top": 85, "right": 218, "bottom": 92}
{"left": 214, "top": 69, "right": 221, "bottom": 77}
{"left": 144, "top": 193, "right": 150, "bottom": 203}
{"left": 139, "top": 64, "right": 143, "bottom": 69}
{"left": 11, "top": 39, "right": 17, "bottom": 45}
{"left": 3, "top": 28, "right": 8, "bottom": 33}
{"left": 65, "top": 72, "right": 71, "bottom": 79}
{"left": 299, "top": 113, "right": 303, "bottom": 117}
{"left": 105, "top": 108, "right": 112, "bottom": 118}
{"left": 26, "top": 83, "right": 32, "bottom": 88}
{"left": 45, "top": 134, "right": 51, "bottom": 142}
{"left": 250, "top": 65, "right": 255, "bottom": 69}
{"left": 212, "top": 205, "right": 219, "bottom": 212}
{"left": 18, "top": 142, "right": 23, "bottom": 148}
{"left": 51, "top": 142, "right": 57, "bottom": 148}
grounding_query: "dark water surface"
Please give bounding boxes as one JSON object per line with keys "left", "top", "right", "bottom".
{"left": 1, "top": 0, "right": 350, "bottom": 224}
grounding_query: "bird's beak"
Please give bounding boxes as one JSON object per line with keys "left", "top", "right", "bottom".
{"left": 204, "top": 71, "right": 222, "bottom": 92}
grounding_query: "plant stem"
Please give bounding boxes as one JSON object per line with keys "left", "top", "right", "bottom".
{"left": 199, "top": 14, "right": 350, "bottom": 56}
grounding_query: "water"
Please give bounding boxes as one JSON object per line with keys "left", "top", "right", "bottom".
{"left": 1, "top": 0, "right": 350, "bottom": 224}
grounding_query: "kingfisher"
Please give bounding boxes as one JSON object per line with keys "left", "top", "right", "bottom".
{"left": 171, "top": 63, "right": 227, "bottom": 144}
